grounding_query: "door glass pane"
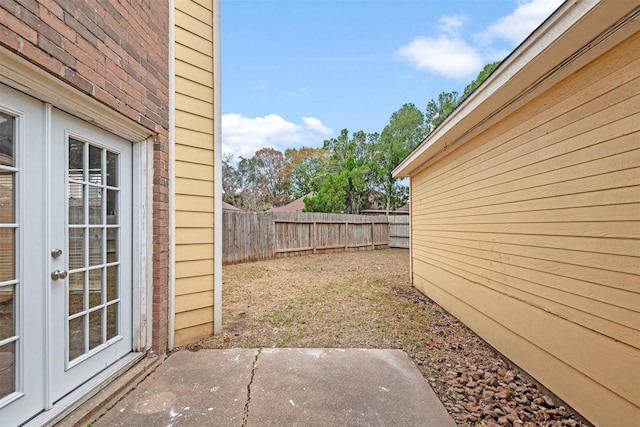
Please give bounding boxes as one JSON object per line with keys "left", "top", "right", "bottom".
{"left": 106, "top": 303, "right": 117, "bottom": 340}
{"left": 0, "top": 341, "right": 15, "bottom": 399}
{"left": 106, "top": 151, "right": 117, "bottom": 187}
{"left": 0, "top": 229, "right": 14, "bottom": 282}
{"left": 0, "top": 111, "right": 15, "bottom": 167}
{"left": 68, "top": 272, "right": 84, "bottom": 316}
{"left": 88, "top": 145, "right": 102, "bottom": 185}
{"left": 106, "top": 228, "right": 117, "bottom": 263}
{"left": 88, "top": 268, "right": 102, "bottom": 308}
{"left": 68, "top": 228, "right": 85, "bottom": 270}
{"left": 68, "top": 139, "right": 84, "bottom": 179}
{"left": 106, "top": 265, "right": 118, "bottom": 301}
{"left": 88, "top": 309, "right": 103, "bottom": 350}
{"left": 68, "top": 182, "right": 84, "bottom": 224}
{"left": 106, "top": 189, "right": 118, "bottom": 225}
{"left": 88, "top": 229, "right": 102, "bottom": 266}
{"left": 0, "top": 172, "right": 14, "bottom": 223}
{"left": 0, "top": 285, "right": 14, "bottom": 340}
{"left": 68, "top": 316, "right": 85, "bottom": 361}
{"left": 88, "top": 186, "right": 102, "bottom": 224}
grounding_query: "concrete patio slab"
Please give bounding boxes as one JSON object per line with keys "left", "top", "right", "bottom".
{"left": 93, "top": 348, "right": 455, "bottom": 427}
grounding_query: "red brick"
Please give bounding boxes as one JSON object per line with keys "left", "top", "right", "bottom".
{"left": 19, "top": 39, "right": 64, "bottom": 76}
{"left": 38, "top": 35, "right": 76, "bottom": 68}
{"left": 38, "top": 0, "right": 63, "bottom": 20}
{"left": 0, "top": 7, "right": 38, "bottom": 44}
{"left": 38, "top": 5, "right": 75, "bottom": 43}
{"left": 0, "top": 24, "right": 22, "bottom": 51}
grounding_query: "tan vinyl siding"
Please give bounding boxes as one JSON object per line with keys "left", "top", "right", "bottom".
{"left": 410, "top": 32, "right": 640, "bottom": 427}
{"left": 173, "top": 0, "right": 216, "bottom": 347}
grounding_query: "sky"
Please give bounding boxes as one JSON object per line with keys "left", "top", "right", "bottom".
{"left": 221, "top": 0, "right": 564, "bottom": 160}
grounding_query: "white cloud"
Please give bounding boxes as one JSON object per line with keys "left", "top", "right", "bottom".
{"left": 397, "top": 0, "right": 561, "bottom": 79}
{"left": 222, "top": 113, "right": 333, "bottom": 159}
{"left": 302, "top": 117, "right": 333, "bottom": 135}
{"left": 438, "top": 14, "right": 467, "bottom": 35}
{"left": 475, "top": 0, "right": 564, "bottom": 46}
{"left": 396, "top": 35, "right": 483, "bottom": 79}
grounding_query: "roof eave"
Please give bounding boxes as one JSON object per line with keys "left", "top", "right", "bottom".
{"left": 393, "top": 0, "right": 639, "bottom": 178}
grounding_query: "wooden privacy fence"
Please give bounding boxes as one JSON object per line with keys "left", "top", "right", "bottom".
{"left": 223, "top": 211, "right": 409, "bottom": 265}
{"left": 388, "top": 215, "right": 410, "bottom": 249}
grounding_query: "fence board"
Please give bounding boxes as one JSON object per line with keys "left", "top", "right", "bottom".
{"left": 223, "top": 212, "right": 407, "bottom": 264}
{"left": 389, "top": 215, "right": 410, "bottom": 249}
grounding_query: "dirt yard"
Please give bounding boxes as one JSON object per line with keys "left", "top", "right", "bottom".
{"left": 188, "top": 249, "right": 588, "bottom": 427}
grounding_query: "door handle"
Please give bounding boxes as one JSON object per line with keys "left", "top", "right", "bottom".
{"left": 51, "top": 270, "right": 68, "bottom": 280}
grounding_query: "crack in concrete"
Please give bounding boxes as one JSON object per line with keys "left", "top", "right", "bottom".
{"left": 241, "top": 348, "right": 261, "bottom": 427}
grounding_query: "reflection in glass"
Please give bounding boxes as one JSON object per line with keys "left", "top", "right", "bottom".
{"left": 106, "top": 151, "right": 118, "bottom": 187}
{"left": 68, "top": 272, "right": 84, "bottom": 316}
{"left": 69, "top": 139, "right": 84, "bottom": 179}
{"left": 0, "top": 284, "right": 14, "bottom": 340}
{"left": 68, "top": 182, "right": 84, "bottom": 224}
{"left": 89, "top": 268, "right": 102, "bottom": 308}
{"left": 0, "top": 229, "right": 14, "bottom": 282}
{"left": 0, "top": 172, "right": 14, "bottom": 223}
{"left": 0, "top": 112, "right": 15, "bottom": 167}
{"left": 88, "top": 186, "right": 102, "bottom": 224}
{"left": 0, "top": 341, "right": 15, "bottom": 398}
{"left": 106, "top": 265, "right": 118, "bottom": 301}
{"left": 68, "top": 315, "right": 85, "bottom": 360}
{"left": 107, "top": 303, "right": 118, "bottom": 340}
{"left": 89, "top": 309, "right": 103, "bottom": 350}
{"left": 88, "top": 145, "right": 102, "bottom": 185}
{"left": 106, "top": 189, "right": 118, "bottom": 225}
{"left": 106, "top": 228, "right": 117, "bottom": 263}
{"left": 89, "top": 229, "right": 103, "bottom": 266}
{"left": 68, "top": 228, "right": 85, "bottom": 270}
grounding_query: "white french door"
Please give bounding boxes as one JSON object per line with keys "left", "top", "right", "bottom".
{"left": 0, "top": 84, "right": 133, "bottom": 426}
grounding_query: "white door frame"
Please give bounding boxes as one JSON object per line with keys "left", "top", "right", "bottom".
{"left": 0, "top": 47, "right": 155, "bottom": 424}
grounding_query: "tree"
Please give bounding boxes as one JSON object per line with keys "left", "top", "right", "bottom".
{"left": 221, "top": 153, "right": 242, "bottom": 207}
{"left": 285, "top": 146, "right": 329, "bottom": 199}
{"left": 423, "top": 61, "right": 501, "bottom": 136}
{"left": 304, "top": 129, "right": 377, "bottom": 214}
{"left": 252, "top": 147, "right": 291, "bottom": 207}
{"left": 425, "top": 91, "right": 460, "bottom": 135}
{"left": 229, "top": 148, "right": 291, "bottom": 211}
{"left": 373, "top": 103, "right": 425, "bottom": 213}
{"left": 461, "top": 61, "right": 500, "bottom": 100}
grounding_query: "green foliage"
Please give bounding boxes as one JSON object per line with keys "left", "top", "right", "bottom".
{"left": 425, "top": 90, "right": 461, "bottom": 134}
{"left": 373, "top": 103, "right": 426, "bottom": 212}
{"left": 462, "top": 61, "right": 500, "bottom": 100}
{"left": 304, "top": 129, "right": 377, "bottom": 214}
{"left": 285, "top": 146, "right": 329, "bottom": 199}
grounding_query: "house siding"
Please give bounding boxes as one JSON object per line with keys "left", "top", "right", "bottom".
{"left": 0, "top": 0, "right": 171, "bottom": 352}
{"left": 173, "top": 0, "right": 216, "bottom": 346}
{"left": 410, "top": 31, "right": 639, "bottom": 427}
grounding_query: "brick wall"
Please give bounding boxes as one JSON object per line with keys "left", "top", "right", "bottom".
{"left": 0, "top": 0, "right": 171, "bottom": 353}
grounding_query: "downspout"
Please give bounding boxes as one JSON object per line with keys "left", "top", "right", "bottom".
{"left": 213, "top": 0, "right": 223, "bottom": 333}
{"left": 168, "top": 0, "right": 176, "bottom": 349}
